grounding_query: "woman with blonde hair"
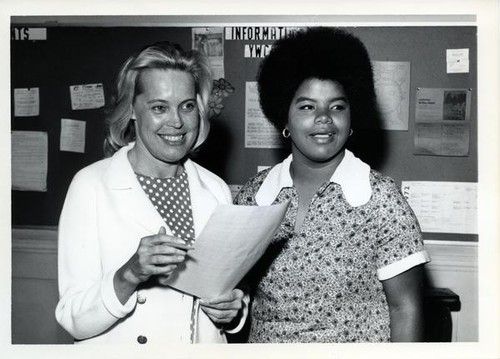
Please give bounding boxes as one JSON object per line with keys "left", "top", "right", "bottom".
{"left": 56, "top": 41, "right": 248, "bottom": 344}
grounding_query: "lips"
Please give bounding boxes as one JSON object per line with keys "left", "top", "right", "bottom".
{"left": 312, "top": 132, "right": 333, "bottom": 138}
{"left": 308, "top": 130, "right": 336, "bottom": 145}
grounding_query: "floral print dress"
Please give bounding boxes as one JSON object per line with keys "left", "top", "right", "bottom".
{"left": 234, "top": 151, "right": 430, "bottom": 343}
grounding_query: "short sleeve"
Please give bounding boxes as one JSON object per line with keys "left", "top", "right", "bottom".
{"left": 233, "top": 171, "right": 267, "bottom": 206}
{"left": 373, "top": 178, "right": 430, "bottom": 280}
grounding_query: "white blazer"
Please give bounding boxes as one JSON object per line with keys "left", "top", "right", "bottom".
{"left": 55, "top": 143, "right": 246, "bottom": 344}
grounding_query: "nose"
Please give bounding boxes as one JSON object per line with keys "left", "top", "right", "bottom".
{"left": 166, "top": 109, "right": 183, "bottom": 128}
{"left": 315, "top": 110, "right": 333, "bottom": 124}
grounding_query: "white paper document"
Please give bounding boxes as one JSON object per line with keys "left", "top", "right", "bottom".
{"left": 414, "top": 88, "right": 472, "bottom": 156}
{"left": 11, "top": 131, "right": 48, "bottom": 192}
{"left": 415, "top": 88, "right": 471, "bottom": 122}
{"left": 245, "top": 81, "right": 284, "bottom": 148}
{"left": 447, "top": 48, "right": 469, "bottom": 73}
{"left": 14, "top": 88, "right": 40, "bottom": 117}
{"left": 371, "top": 61, "right": 411, "bottom": 131}
{"left": 164, "top": 202, "right": 289, "bottom": 299}
{"left": 401, "top": 181, "right": 477, "bottom": 234}
{"left": 192, "top": 27, "right": 224, "bottom": 79}
{"left": 69, "top": 83, "right": 105, "bottom": 110}
{"left": 60, "top": 118, "right": 86, "bottom": 153}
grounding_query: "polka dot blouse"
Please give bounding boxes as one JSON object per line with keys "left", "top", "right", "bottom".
{"left": 137, "top": 171, "right": 195, "bottom": 244}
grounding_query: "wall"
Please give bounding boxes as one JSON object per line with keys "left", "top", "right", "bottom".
{"left": 424, "top": 240, "right": 478, "bottom": 341}
{"left": 11, "top": 228, "right": 72, "bottom": 344}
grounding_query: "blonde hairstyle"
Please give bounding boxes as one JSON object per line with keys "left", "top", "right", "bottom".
{"left": 104, "top": 41, "right": 213, "bottom": 156}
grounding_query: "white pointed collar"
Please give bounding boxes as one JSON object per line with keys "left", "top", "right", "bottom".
{"left": 255, "top": 149, "right": 372, "bottom": 207}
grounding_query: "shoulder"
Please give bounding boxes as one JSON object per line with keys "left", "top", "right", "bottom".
{"left": 244, "top": 168, "right": 272, "bottom": 188}
{"left": 189, "top": 160, "right": 231, "bottom": 202}
{"left": 70, "top": 157, "right": 112, "bottom": 186}
{"left": 234, "top": 168, "right": 272, "bottom": 205}
{"left": 369, "top": 170, "right": 401, "bottom": 197}
{"left": 190, "top": 161, "right": 228, "bottom": 188}
{"left": 62, "top": 157, "right": 113, "bottom": 207}
{"left": 367, "top": 170, "right": 416, "bottom": 217}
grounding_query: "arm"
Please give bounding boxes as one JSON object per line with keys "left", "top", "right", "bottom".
{"left": 56, "top": 170, "right": 190, "bottom": 339}
{"left": 55, "top": 171, "right": 122, "bottom": 340}
{"left": 382, "top": 264, "right": 425, "bottom": 342}
{"left": 374, "top": 178, "right": 430, "bottom": 341}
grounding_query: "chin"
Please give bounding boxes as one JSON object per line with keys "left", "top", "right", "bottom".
{"left": 309, "top": 149, "right": 344, "bottom": 163}
{"left": 155, "top": 150, "right": 190, "bottom": 164}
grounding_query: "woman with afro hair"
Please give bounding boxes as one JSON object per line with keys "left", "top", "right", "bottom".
{"left": 234, "top": 27, "right": 430, "bottom": 343}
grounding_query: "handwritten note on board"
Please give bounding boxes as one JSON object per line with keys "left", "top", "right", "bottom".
{"left": 69, "top": 83, "right": 105, "bottom": 110}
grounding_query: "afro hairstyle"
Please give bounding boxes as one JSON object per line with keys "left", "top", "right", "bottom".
{"left": 257, "top": 27, "right": 378, "bottom": 131}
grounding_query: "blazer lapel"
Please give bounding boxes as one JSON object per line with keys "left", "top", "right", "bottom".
{"left": 104, "top": 146, "right": 220, "bottom": 239}
{"left": 104, "top": 144, "right": 169, "bottom": 236}
{"left": 116, "top": 182, "right": 167, "bottom": 236}
{"left": 184, "top": 159, "right": 218, "bottom": 238}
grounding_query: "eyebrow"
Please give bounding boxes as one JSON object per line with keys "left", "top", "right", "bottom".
{"left": 145, "top": 98, "right": 196, "bottom": 105}
{"left": 146, "top": 99, "right": 168, "bottom": 104}
{"left": 294, "top": 96, "right": 348, "bottom": 103}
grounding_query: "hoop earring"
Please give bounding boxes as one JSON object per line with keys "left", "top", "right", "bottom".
{"left": 130, "top": 105, "right": 137, "bottom": 121}
{"left": 349, "top": 128, "right": 354, "bottom": 137}
{"left": 282, "top": 128, "right": 290, "bottom": 138}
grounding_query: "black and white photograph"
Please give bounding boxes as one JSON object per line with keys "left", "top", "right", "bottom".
{"left": 3, "top": 1, "right": 499, "bottom": 358}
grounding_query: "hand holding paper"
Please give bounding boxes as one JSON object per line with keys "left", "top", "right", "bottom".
{"left": 162, "top": 202, "right": 289, "bottom": 299}
{"left": 199, "top": 288, "right": 245, "bottom": 324}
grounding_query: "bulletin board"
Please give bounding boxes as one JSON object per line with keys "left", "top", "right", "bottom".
{"left": 10, "top": 17, "right": 477, "bottom": 241}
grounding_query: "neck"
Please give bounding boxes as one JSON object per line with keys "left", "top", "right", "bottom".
{"left": 290, "top": 149, "right": 345, "bottom": 187}
{"left": 128, "top": 147, "right": 183, "bottom": 178}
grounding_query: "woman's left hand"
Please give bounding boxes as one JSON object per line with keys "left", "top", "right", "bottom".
{"left": 199, "top": 289, "right": 244, "bottom": 324}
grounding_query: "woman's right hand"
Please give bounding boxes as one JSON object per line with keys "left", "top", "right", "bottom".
{"left": 113, "top": 226, "right": 191, "bottom": 304}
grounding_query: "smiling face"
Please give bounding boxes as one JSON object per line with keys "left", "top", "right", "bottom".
{"left": 130, "top": 69, "right": 199, "bottom": 177}
{"left": 287, "top": 78, "right": 351, "bottom": 167}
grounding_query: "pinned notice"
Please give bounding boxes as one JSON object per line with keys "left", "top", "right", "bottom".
{"left": 245, "top": 81, "right": 283, "bottom": 148}
{"left": 60, "top": 119, "right": 86, "bottom": 153}
{"left": 402, "top": 181, "right": 477, "bottom": 234}
{"left": 192, "top": 27, "right": 225, "bottom": 79}
{"left": 163, "top": 202, "right": 289, "bottom": 299}
{"left": 14, "top": 88, "right": 40, "bottom": 117}
{"left": 12, "top": 131, "right": 48, "bottom": 192}
{"left": 371, "top": 61, "right": 411, "bottom": 131}
{"left": 447, "top": 48, "right": 469, "bottom": 74}
{"left": 414, "top": 88, "right": 471, "bottom": 156}
{"left": 69, "top": 83, "right": 105, "bottom": 110}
